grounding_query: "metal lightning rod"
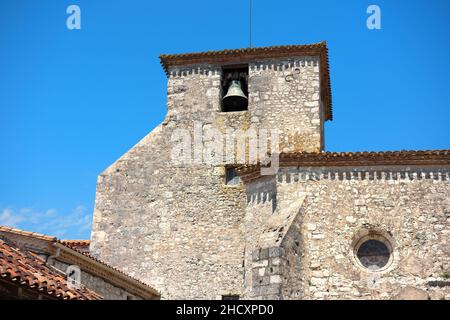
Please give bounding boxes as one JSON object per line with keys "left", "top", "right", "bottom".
{"left": 249, "top": 0, "right": 252, "bottom": 48}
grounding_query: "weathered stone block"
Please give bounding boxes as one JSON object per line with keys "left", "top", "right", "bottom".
{"left": 269, "top": 247, "right": 285, "bottom": 258}
{"left": 261, "top": 284, "right": 281, "bottom": 296}
{"left": 253, "top": 260, "right": 269, "bottom": 268}
{"left": 260, "top": 248, "right": 270, "bottom": 260}
{"left": 270, "top": 275, "right": 282, "bottom": 284}
{"left": 252, "top": 249, "right": 260, "bottom": 262}
{"left": 395, "top": 286, "right": 429, "bottom": 300}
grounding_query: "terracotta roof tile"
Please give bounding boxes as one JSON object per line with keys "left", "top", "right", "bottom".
{"left": 62, "top": 240, "right": 90, "bottom": 246}
{"left": 0, "top": 237, "right": 102, "bottom": 300}
{"left": 159, "top": 42, "right": 332, "bottom": 120}
{"left": 61, "top": 240, "right": 90, "bottom": 251}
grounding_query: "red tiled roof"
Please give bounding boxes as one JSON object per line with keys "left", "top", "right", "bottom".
{"left": 0, "top": 237, "right": 102, "bottom": 300}
{"left": 159, "top": 42, "right": 332, "bottom": 120}
{"left": 0, "top": 226, "right": 160, "bottom": 298}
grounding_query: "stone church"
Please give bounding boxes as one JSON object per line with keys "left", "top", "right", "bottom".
{"left": 90, "top": 42, "right": 450, "bottom": 300}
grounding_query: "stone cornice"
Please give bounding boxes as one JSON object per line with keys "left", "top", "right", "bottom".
{"left": 237, "top": 150, "right": 450, "bottom": 183}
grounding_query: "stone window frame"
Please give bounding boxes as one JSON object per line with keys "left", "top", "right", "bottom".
{"left": 350, "top": 229, "right": 396, "bottom": 273}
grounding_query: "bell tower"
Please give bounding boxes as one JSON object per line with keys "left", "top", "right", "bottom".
{"left": 160, "top": 41, "right": 332, "bottom": 156}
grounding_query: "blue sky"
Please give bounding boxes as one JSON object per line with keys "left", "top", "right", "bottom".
{"left": 0, "top": 0, "right": 449, "bottom": 239}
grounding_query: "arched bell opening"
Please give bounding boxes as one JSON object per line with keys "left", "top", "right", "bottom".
{"left": 221, "top": 65, "right": 249, "bottom": 112}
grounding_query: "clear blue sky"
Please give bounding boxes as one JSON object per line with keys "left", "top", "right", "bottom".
{"left": 1, "top": 0, "right": 449, "bottom": 239}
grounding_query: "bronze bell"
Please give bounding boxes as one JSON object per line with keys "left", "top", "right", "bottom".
{"left": 222, "top": 80, "right": 248, "bottom": 111}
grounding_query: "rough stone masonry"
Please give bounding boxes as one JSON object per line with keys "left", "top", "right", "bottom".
{"left": 90, "top": 42, "right": 450, "bottom": 299}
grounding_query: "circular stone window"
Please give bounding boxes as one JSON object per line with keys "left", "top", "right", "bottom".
{"left": 357, "top": 239, "right": 390, "bottom": 270}
{"left": 353, "top": 233, "right": 393, "bottom": 271}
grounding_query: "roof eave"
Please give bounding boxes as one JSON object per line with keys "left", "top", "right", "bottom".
{"left": 53, "top": 242, "right": 161, "bottom": 299}
{"left": 237, "top": 150, "right": 450, "bottom": 183}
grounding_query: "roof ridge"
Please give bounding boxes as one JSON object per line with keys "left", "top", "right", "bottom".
{"left": 159, "top": 41, "right": 327, "bottom": 58}
{"left": 280, "top": 149, "right": 450, "bottom": 155}
{"left": 0, "top": 225, "right": 57, "bottom": 241}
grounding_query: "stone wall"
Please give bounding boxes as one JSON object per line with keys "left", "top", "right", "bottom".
{"left": 52, "top": 260, "right": 142, "bottom": 300}
{"left": 247, "top": 57, "right": 323, "bottom": 153}
{"left": 90, "top": 125, "right": 247, "bottom": 300}
{"left": 250, "top": 247, "right": 285, "bottom": 300}
{"left": 91, "top": 67, "right": 244, "bottom": 300}
{"left": 244, "top": 165, "right": 450, "bottom": 300}
{"left": 280, "top": 212, "right": 305, "bottom": 299}
{"left": 90, "top": 55, "right": 324, "bottom": 299}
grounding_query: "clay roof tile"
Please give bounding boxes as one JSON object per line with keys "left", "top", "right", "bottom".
{"left": 0, "top": 237, "right": 102, "bottom": 300}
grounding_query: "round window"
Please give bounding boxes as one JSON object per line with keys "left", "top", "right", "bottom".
{"left": 356, "top": 239, "right": 391, "bottom": 270}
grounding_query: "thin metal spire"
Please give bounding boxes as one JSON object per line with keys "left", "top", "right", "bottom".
{"left": 249, "top": 0, "right": 252, "bottom": 48}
